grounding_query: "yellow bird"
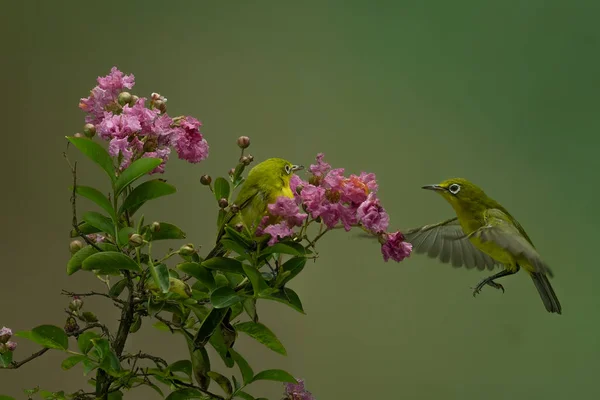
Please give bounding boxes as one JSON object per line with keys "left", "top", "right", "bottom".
{"left": 405, "top": 178, "right": 561, "bottom": 314}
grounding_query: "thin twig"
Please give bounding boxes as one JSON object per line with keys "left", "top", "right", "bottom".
{"left": 61, "top": 290, "right": 126, "bottom": 305}
{"left": 120, "top": 352, "right": 168, "bottom": 368}
{"left": 2, "top": 348, "right": 49, "bottom": 369}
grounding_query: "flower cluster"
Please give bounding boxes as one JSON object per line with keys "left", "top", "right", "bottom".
{"left": 283, "top": 379, "right": 315, "bottom": 400}
{"left": 79, "top": 67, "right": 209, "bottom": 173}
{"left": 0, "top": 327, "right": 17, "bottom": 354}
{"left": 260, "top": 153, "right": 412, "bottom": 262}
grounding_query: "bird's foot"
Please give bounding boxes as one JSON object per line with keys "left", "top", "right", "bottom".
{"left": 471, "top": 279, "right": 504, "bottom": 297}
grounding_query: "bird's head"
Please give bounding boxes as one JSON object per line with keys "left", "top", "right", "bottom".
{"left": 249, "top": 158, "right": 304, "bottom": 186}
{"left": 422, "top": 178, "right": 488, "bottom": 212}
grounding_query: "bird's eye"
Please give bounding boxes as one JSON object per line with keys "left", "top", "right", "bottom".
{"left": 448, "top": 184, "right": 461, "bottom": 194}
{"left": 284, "top": 165, "right": 291, "bottom": 175}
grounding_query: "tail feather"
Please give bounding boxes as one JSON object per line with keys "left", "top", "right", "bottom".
{"left": 530, "top": 272, "right": 562, "bottom": 314}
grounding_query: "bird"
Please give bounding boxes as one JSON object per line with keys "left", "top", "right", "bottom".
{"left": 404, "top": 178, "right": 561, "bottom": 314}
{"left": 204, "top": 158, "right": 303, "bottom": 259}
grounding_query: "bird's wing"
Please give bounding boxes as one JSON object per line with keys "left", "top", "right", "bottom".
{"left": 404, "top": 218, "right": 501, "bottom": 271}
{"left": 470, "top": 208, "right": 553, "bottom": 277}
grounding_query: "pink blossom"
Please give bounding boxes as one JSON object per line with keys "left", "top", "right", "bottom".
{"left": 122, "top": 98, "right": 159, "bottom": 135}
{"left": 267, "top": 197, "right": 307, "bottom": 227}
{"left": 79, "top": 67, "right": 135, "bottom": 124}
{"left": 284, "top": 379, "right": 314, "bottom": 400}
{"left": 86, "top": 234, "right": 105, "bottom": 243}
{"left": 143, "top": 147, "right": 171, "bottom": 174}
{"left": 97, "top": 113, "right": 142, "bottom": 139}
{"left": 97, "top": 66, "right": 135, "bottom": 91}
{"left": 323, "top": 168, "right": 345, "bottom": 192}
{"left": 381, "top": 231, "right": 413, "bottom": 262}
{"left": 108, "top": 136, "right": 143, "bottom": 169}
{"left": 341, "top": 172, "right": 378, "bottom": 204}
{"left": 173, "top": 117, "right": 209, "bottom": 163}
{"left": 356, "top": 193, "right": 389, "bottom": 233}
{"left": 0, "top": 327, "right": 12, "bottom": 344}
{"left": 152, "top": 114, "right": 176, "bottom": 145}
{"left": 6, "top": 341, "right": 17, "bottom": 352}
{"left": 263, "top": 222, "right": 294, "bottom": 246}
{"left": 300, "top": 184, "right": 328, "bottom": 217}
{"left": 308, "top": 153, "right": 331, "bottom": 177}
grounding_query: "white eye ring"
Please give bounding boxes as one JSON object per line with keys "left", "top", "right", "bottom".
{"left": 284, "top": 165, "right": 291, "bottom": 174}
{"left": 449, "top": 184, "right": 461, "bottom": 194}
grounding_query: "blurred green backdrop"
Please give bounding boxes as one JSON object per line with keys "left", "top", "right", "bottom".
{"left": 2, "top": 1, "right": 599, "bottom": 399}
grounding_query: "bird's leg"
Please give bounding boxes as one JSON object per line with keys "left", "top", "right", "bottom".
{"left": 472, "top": 265, "right": 520, "bottom": 297}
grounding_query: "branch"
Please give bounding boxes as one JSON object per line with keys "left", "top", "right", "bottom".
{"left": 120, "top": 352, "right": 168, "bottom": 368}
{"left": 61, "top": 289, "right": 126, "bottom": 305}
{"left": 2, "top": 348, "right": 49, "bottom": 369}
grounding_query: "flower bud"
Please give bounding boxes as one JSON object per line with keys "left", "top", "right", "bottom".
{"left": 150, "top": 222, "right": 161, "bottom": 233}
{"left": 218, "top": 198, "right": 229, "bottom": 209}
{"left": 154, "top": 100, "right": 167, "bottom": 113}
{"left": 240, "top": 156, "right": 250, "bottom": 166}
{"left": 130, "top": 95, "right": 139, "bottom": 106}
{"left": 69, "top": 240, "right": 84, "bottom": 254}
{"left": 64, "top": 316, "right": 79, "bottom": 334}
{"left": 83, "top": 123, "right": 96, "bottom": 138}
{"left": 128, "top": 233, "right": 144, "bottom": 247}
{"left": 81, "top": 311, "right": 98, "bottom": 323}
{"left": 179, "top": 243, "right": 195, "bottom": 256}
{"left": 69, "top": 296, "right": 83, "bottom": 311}
{"left": 6, "top": 341, "right": 17, "bottom": 352}
{"left": 246, "top": 154, "right": 254, "bottom": 163}
{"left": 295, "top": 184, "right": 304, "bottom": 195}
{"left": 230, "top": 204, "right": 240, "bottom": 214}
{"left": 0, "top": 327, "right": 12, "bottom": 344}
{"left": 74, "top": 132, "right": 84, "bottom": 138}
{"left": 228, "top": 168, "right": 236, "bottom": 177}
{"left": 308, "top": 176, "right": 322, "bottom": 186}
{"left": 200, "top": 175, "right": 212, "bottom": 186}
{"left": 234, "top": 223, "right": 244, "bottom": 232}
{"left": 118, "top": 92, "right": 132, "bottom": 106}
{"left": 129, "top": 315, "right": 142, "bottom": 333}
{"left": 237, "top": 136, "right": 250, "bottom": 149}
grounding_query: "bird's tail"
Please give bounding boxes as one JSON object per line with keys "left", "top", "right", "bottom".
{"left": 530, "top": 272, "right": 562, "bottom": 314}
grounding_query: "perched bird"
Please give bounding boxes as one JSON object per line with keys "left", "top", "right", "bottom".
{"left": 205, "top": 158, "right": 303, "bottom": 259}
{"left": 405, "top": 178, "right": 561, "bottom": 314}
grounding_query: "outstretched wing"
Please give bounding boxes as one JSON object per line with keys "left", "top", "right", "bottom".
{"left": 404, "top": 218, "right": 501, "bottom": 271}
{"left": 470, "top": 209, "right": 553, "bottom": 277}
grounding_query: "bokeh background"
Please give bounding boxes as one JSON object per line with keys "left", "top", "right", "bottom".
{"left": 2, "top": 1, "right": 599, "bottom": 399}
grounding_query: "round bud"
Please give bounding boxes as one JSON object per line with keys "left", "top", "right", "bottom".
{"left": 69, "top": 240, "right": 84, "bottom": 254}
{"left": 246, "top": 154, "right": 254, "bottom": 163}
{"left": 295, "top": 185, "right": 304, "bottom": 195}
{"left": 218, "top": 198, "right": 229, "bottom": 209}
{"left": 5, "top": 341, "right": 17, "bottom": 352}
{"left": 200, "top": 175, "right": 212, "bottom": 185}
{"left": 150, "top": 222, "right": 161, "bottom": 233}
{"left": 128, "top": 233, "right": 144, "bottom": 247}
{"left": 240, "top": 156, "right": 250, "bottom": 165}
{"left": 74, "top": 132, "right": 84, "bottom": 138}
{"left": 129, "top": 95, "right": 139, "bottom": 106}
{"left": 82, "top": 311, "right": 98, "bottom": 323}
{"left": 83, "top": 123, "right": 96, "bottom": 138}
{"left": 237, "top": 136, "right": 250, "bottom": 149}
{"left": 64, "top": 316, "right": 79, "bottom": 334}
{"left": 230, "top": 204, "right": 240, "bottom": 213}
{"left": 234, "top": 223, "right": 244, "bottom": 232}
{"left": 308, "top": 175, "right": 322, "bottom": 186}
{"left": 0, "top": 327, "right": 12, "bottom": 344}
{"left": 154, "top": 99, "right": 166, "bottom": 113}
{"left": 70, "top": 296, "right": 83, "bottom": 311}
{"left": 118, "top": 92, "right": 132, "bottom": 106}
{"left": 228, "top": 168, "right": 236, "bottom": 176}
{"left": 179, "top": 244, "right": 195, "bottom": 256}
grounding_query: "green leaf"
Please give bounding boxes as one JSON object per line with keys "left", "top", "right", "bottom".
{"left": 117, "top": 226, "right": 136, "bottom": 247}
{"left": 61, "top": 354, "right": 86, "bottom": 370}
{"left": 260, "top": 242, "right": 304, "bottom": 256}
{"left": 242, "top": 265, "right": 269, "bottom": 296}
{"left": 202, "top": 257, "right": 244, "bottom": 275}
{"left": 0, "top": 396, "right": 16, "bottom": 400}
{"left": 14, "top": 325, "right": 68, "bottom": 350}
{"left": 75, "top": 186, "right": 116, "bottom": 221}
{"left": 70, "top": 222, "right": 101, "bottom": 236}
{"left": 230, "top": 301, "right": 244, "bottom": 320}
{"left": 209, "top": 326, "right": 234, "bottom": 368}
{"left": 152, "top": 321, "right": 171, "bottom": 332}
{"left": 177, "top": 262, "right": 215, "bottom": 290}
{"left": 119, "top": 179, "right": 176, "bottom": 215}
{"left": 146, "top": 222, "right": 187, "bottom": 241}
{"left": 193, "top": 307, "right": 229, "bottom": 349}
{"left": 82, "top": 358, "right": 97, "bottom": 375}
{"left": 82, "top": 211, "right": 115, "bottom": 235}
{"left": 168, "top": 359, "right": 193, "bottom": 379}
{"left": 154, "top": 263, "right": 171, "bottom": 293}
{"left": 82, "top": 251, "right": 141, "bottom": 274}
{"left": 66, "top": 136, "right": 116, "bottom": 182}
{"left": 165, "top": 389, "right": 208, "bottom": 400}
{"left": 108, "top": 279, "right": 128, "bottom": 297}
{"left": 278, "top": 257, "right": 307, "bottom": 286}
{"left": 107, "top": 391, "right": 123, "bottom": 400}
{"left": 230, "top": 349, "right": 254, "bottom": 385}
{"left": 100, "top": 350, "right": 122, "bottom": 377}
{"left": 264, "top": 288, "right": 305, "bottom": 314}
{"left": 211, "top": 286, "right": 243, "bottom": 309}
{"left": 251, "top": 369, "right": 296, "bottom": 384}
{"left": 114, "top": 157, "right": 162, "bottom": 196}
{"left": 214, "top": 273, "right": 230, "bottom": 288}
{"left": 243, "top": 298, "right": 258, "bottom": 322}
{"left": 182, "top": 331, "right": 211, "bottom": 390}
{"left": 207, "top": 371, "right": 233, "bottom": 396}
{"left": 66, "top": 243, "right": 118, "bottom": 275}
{"left": 77, "top": 332, "right": 99, "bottom": 354}
{"left": 214, "top": 177, "right": 231, "bottom": 202}
{"left": 224, "top": 226, "right": 253, "bottom": 249}
{"left": 235, "top": 322, "right": 286, "bottom": 355}
{"left": 234, "top": 392, "right": 255, "bottom": 400}
{"left": 0, "top": 351, "right": 13, "bottom": 367}
{"left": 221, "top": 239, "right": 251, "bottom": 261}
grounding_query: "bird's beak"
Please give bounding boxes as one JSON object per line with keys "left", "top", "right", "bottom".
{"left": 291, "top": 165, "right": 304, "bottom": 172}
{"left": 422, "top": 184, "right": 445, "bottom": 191}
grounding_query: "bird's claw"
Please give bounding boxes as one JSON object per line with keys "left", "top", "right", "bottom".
{"left": 471, "top": 279, "right": 504, "bottom": 297}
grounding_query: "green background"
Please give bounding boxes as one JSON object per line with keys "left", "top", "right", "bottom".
{"left": 3, "top": 1, "right": 599, "bottom": 399}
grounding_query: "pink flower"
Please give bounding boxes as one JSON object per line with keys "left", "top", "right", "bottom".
{"left": 300, "top": 184, "right": 328, "bottom": 217}
{"left": 356, "top": 193, "right": 389, "bottom": 233}
{"left": 323, "top": 168, "right": 345, "bottom": 192}
{"left": 173, "top": 116, "right": 209, "bottom": 163}
{"left": 122, "top": 98, "right": 159, "bottom": 135}
{"left": 381, "top": 231, "right": 412, "bottom": 262}
{"left": 309, "top": 153, "right": 331, "bottom": 177}
{"left": 6, "top": 341, "right": 17, "bottom": 352}
{"left": 108, "top": 136, "right": 143, "bottom": 169}
{"left": 284, "top": 378, "right": 314, "bottom": 400}
{"left": 143, "top": 147, "right": 171, "bottom": 174}
{"left": 263, "top": 222, "right": 294, "bottom": 246}
{"left": 98, "top": 112, "right": 142, "bottom": 140}
{"left": 0, "top": 327, "right": 12, "bottom": 344}
{"left": 267, "top": 197, "right": 307, "bottom": 227}
{"left": 97, "top": 66, "right": 135, "bottom": 91}
{"left": 341, "top": 172, "right": 378, "bottom": 204}
{"left": 152, "top": 114, "right": 176, "bottom": 145}
{"left": 79, "top": 67, "right": 135, "bottom": 124}
{"left": 86, "top": 234, "right": 105, "bottom": 243}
